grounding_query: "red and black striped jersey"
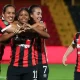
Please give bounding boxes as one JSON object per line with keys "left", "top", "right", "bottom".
{"left": 10, "top": 35, "right": 36, "bottom": 67}
{"left": 0, "top": 19, "right": 10, "bottom": 61}
{"left": 72, "top": 32, "right": 80, "bottom": 72}
{"left": 34, "top": 37, "right": 48, "bottom": 65}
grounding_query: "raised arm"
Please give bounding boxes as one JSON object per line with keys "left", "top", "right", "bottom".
{"left": 0, "top": 23, "right": 23, "bottom": 42}
{"left": 27, "top": 23, "right": 50, "bottom": 39}
{"left": 1, "top": 22, "right": 20, "bottom": 33}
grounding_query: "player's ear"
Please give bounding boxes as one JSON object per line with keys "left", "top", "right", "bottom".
{"left": 2, "top": 12, "right": 4, "bottom": 18}
{"left": 30, "top": 14, "right": 33, "bottom": 18}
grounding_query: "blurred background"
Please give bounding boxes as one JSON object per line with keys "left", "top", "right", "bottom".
{"left": 0, "top": 0, "right": 80, "bottom": 80}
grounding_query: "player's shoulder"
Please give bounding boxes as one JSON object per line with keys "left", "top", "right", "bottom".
{"left": 74, "top": 32, "right": 80, "bottom": 39}
{"left": 11, "top": 21, "right": 18, "bottom": 26}
{"left": 75, "top": 32, "right": 80, "bottom": 35}
{"left": 13, "top": 21, "right": 18, "bottom": 23}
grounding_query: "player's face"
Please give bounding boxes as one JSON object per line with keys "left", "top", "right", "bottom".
{"left": 18, "top": 10, "right": 29, "bottom": 24}
{"left": 31, "top": 7, "right": 42, "bottom": 23}
{"left": 2, "top": 7, "right": 15, "bottom": 23}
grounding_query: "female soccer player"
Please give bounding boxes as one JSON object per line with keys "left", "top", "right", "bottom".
{"left": 28, "top": 5, "right": 50, "bottom": 80}
{"left": 62, "top": 32, "right": 80, "bottom": 80}
{"left": 6, "top": 7, "right": 47, "bottom": 80}
{"left": 0, "top": 4, "right": 16, "bottom": 73}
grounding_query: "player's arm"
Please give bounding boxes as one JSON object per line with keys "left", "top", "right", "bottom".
{"left": 1, "top": 22, "right": 21, "bottom": 33}
{"left": 27, "top": 23, "right": 50, "bottom": 39}
{"left": 62, "top": 41, "right": 76, "bottom": 66}
{"left": 0, "top": 24, "right": 23, "bottom": 42}
{"left": 0, "top": 32, "right": 15, "bottom": 43}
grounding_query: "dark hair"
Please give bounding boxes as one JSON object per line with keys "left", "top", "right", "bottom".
{"left": 15, "top": 7, "right": 29, "bottom": 21}
{"left": 28, "top": 5, "right": 41, "bottom": 24}
{"left": 28, "top": 5, "right": 40, "bottom": 14}
{"left": 2, "top": 4, "right": 16, "bottom": 13}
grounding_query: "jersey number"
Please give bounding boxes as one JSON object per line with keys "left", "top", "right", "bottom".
{"left": 33, "top": 70, "right": 37, "bottom": 79}
{"left": 43, "top": 66, "right": 47, "bottom": 73}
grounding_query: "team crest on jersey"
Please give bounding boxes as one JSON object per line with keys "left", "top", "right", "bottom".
{"left": 43, "top": 74, "right": 47, "bottom": 78}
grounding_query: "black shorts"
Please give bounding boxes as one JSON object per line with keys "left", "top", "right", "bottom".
{"left": 7, "top": 65, "right": 37, "bottom": 80}
{"left": 37, "top": 64, "right": 49, "bottom": 80}
{"left": 74, "top": 71, "right": 80, "bottom": 80}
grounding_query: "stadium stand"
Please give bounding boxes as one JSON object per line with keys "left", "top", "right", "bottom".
{"left": 68, "top": 6, "right": 80, "bottom": 32}
{"left": 42, "top": 0, "right": 77, "bottom": 46}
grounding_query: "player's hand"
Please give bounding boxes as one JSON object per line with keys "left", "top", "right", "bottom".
{"left": 32, "top": 23, "right": 45, "bottom": 30}
{"left": 62, "top": 56, "right": 68, "bottom": 66}
{"left": 17, "top": 30, "right": 25, "bottom": 34}
{"left": 23, "top": 23, "right": 31, "bottom": 30}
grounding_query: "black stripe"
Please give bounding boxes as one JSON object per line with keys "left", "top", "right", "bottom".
{"left": 0, "top": 27, "right": 2, "bottom": 33}
{"left": 76, "top": 33, "right": 80, "bottom": 39}
{"left": 28, "top": 39, "right": 34, "bottom": 66}
{"left": 0, "top": 45, "right": 5, "bottom": 60}
{"left": 18, "top": 46, "right": 24, "bottom": 67}
{"left": 0, "top": 45, "right": 5, "bottom": 73}
{"left": 36, "top": 38, "right": 42, "bottom": 64}
{"left": 10, "top": 45, "right": 16, "bottom": 66}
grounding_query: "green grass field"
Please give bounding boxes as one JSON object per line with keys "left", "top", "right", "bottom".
{"left": 0, "top": 64, "right": 75, "bottom": 80}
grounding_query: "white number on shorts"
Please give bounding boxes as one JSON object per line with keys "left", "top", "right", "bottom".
{"left": 43, "top": 66, "right": 47, "bottom": 73}
{"left": 33, "top": 70, "right": 37, "bottom": 79}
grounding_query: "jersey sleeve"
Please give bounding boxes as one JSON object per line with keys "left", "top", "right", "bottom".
{"left": 72, "top": 33, "right": 78, "bottom": 48}
{"left": 0, "top": 19, "right": 10, "bottom": 33}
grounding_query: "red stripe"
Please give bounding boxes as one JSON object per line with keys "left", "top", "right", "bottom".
{"left": 32, "top": 46, "right": 36, "bottom": 65}
{"left": 26, "top": 40, "right": 30, "bottom": 44}
{"left": 77, "top": 35, "right": 80, "bottom": 44}
{"left": 13, "top": 46, "right": 20, "bottom": 66}
{"left": 77, "top": 69, "right": 80, "bottom": 72}
{"left": 41, "top": 39, "right": 47, "bottom": 64}
{"left": 77, "top": 63, "right": 80, "bottom": 72}
{"left": 34, "top": 39, "right": 38, "bottom": 64}
{"left": 26, "top": 40, "right": 36, "bottom": 65}
{"left": 23, "top": 40, "right": 30, "bottom": 67}
{"left": 35, "top": 50, "right": 38, "bottom": 64}
{"left": 78, "top": 48, "right": 80, "bottom": 51}
{"left": 23, "top": 48, "right": 28, "bottom": 67}
{"left": 77, "top": 54, "right": 80, "bottom": 72}
{"left": 42, "top": 53, "right": 46, "bottom": 64}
